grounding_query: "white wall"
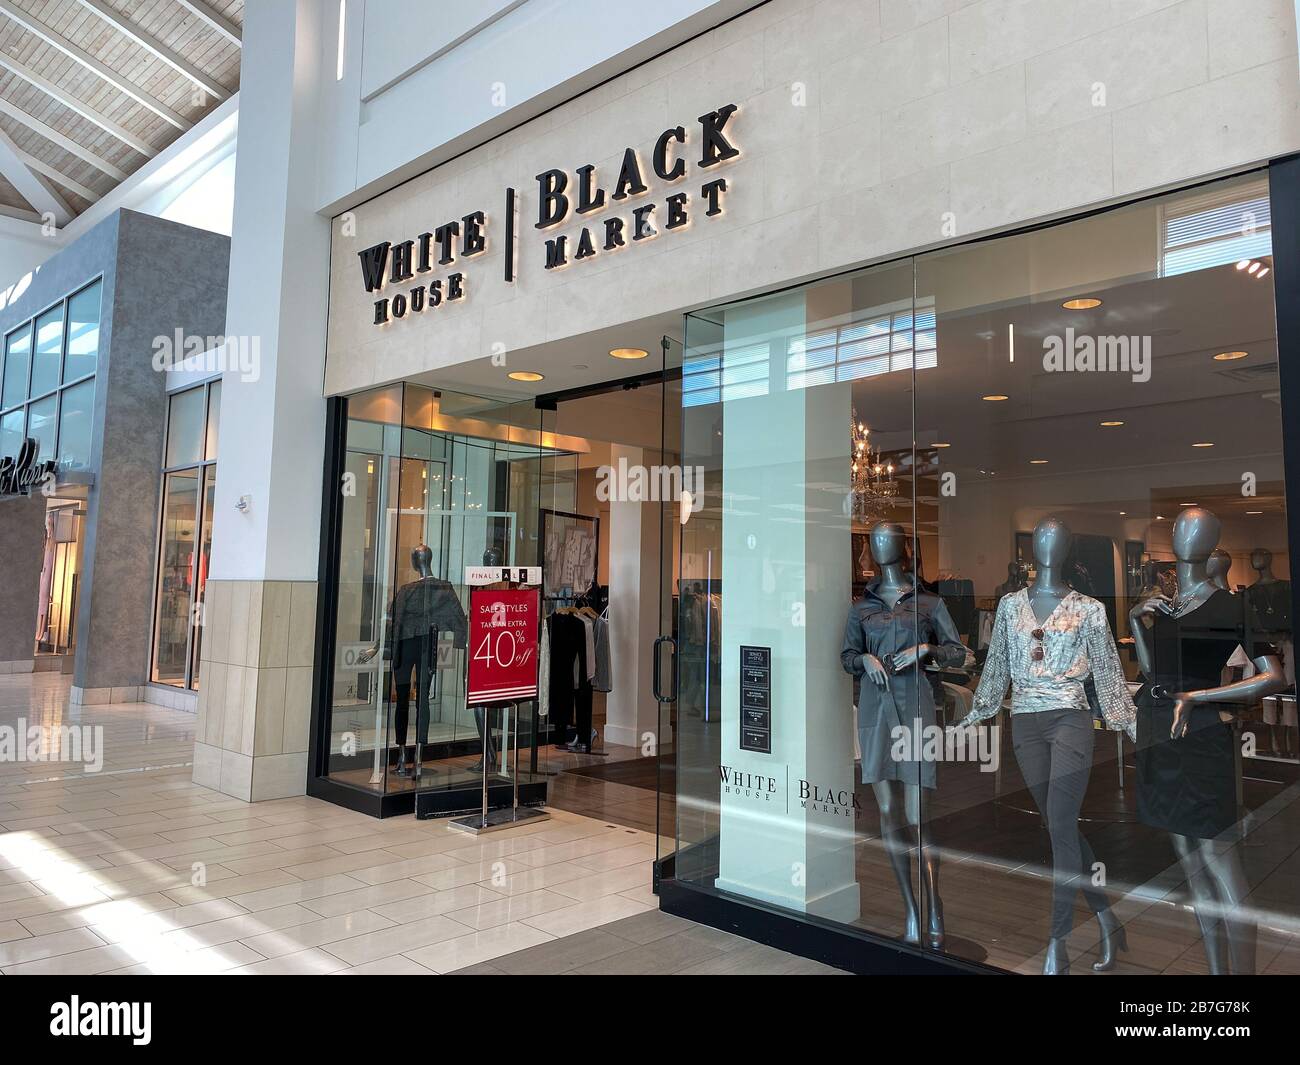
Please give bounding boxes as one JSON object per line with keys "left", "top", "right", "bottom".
{"left": 316, "top": 0, "right": 754, "bottom": 211}
{"left": 323, "top": 0, "right": 1300, "bottom": 397}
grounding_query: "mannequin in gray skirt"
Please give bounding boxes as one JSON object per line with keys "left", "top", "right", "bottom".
{"left": 841, "top": 522, "right": 966, "bottom": 948}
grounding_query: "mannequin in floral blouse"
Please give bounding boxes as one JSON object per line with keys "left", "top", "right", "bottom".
{"left": 959, "top": 517, "right": 1135, "bottom": 975}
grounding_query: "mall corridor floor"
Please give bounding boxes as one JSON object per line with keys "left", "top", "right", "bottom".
{"left": 0, "top": 673, "right": 840, "bottom": 975}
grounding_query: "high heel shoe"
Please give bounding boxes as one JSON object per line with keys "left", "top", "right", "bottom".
{"left": 927, "top": 901, "right": 946, "bottom": 950}
{"left": 1043, "top": 937, "right": 1070, "bottom": 975}
{"left": 1093, "top": 911, "right": 1129, "bottom": 972}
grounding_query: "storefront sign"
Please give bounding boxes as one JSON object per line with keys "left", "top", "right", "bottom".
{"left": 0, "top": 437, "right": 55, "bottom": 499}
{"left": 466, "top": 586, "right": 540, "bottom": 706}
{"left": 353, "top": 104, "right": 741, "bottom": 330}
{"left": 739, "top": 645, "right": 771, "bottom": 753}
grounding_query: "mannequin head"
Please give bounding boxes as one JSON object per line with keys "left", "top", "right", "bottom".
{"left": 411, "top": 544, "right": 434, "bottom": 577}
{"left": 1251, "top": 547, "right": 1274, "bottom": 574}
{"left": 1207, "top": 549, "right": 1232, "bottom": 589}
{"left": 1171, "top": 507, "right": 1220, "bottom": 564}
{"left": 869, "top": 522, "right": 907, "bottom": 567}
{"left": 482, "top": 547, "right": 503, "bottom": 567}
{"left": 1032, "top": 517, "right": 1072, "bottom": 570}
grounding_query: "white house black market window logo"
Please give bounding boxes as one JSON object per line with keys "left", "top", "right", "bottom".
{"left": 356, "top": 210, "right": 489, "bottom": 326}
{"left": 534, "top": 103, "right": 740, "bottom": 270}
{"left": 719, "top": 765, "right": 777, "bottom": 802}
{"left": 799, "top": 779, "right": 862, "bottom": 820}
{"left": 0, "top": 437, "right": 56, "bottom": 499}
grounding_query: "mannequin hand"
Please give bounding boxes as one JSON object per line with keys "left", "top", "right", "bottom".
{"left": 1131, "top": 594, "right": 1170, "bottom": 620}
{"left": 861, "top": 654, "right": 890, "bottom": 689}
{"left": 1170, "top": 694, "right": 1194, "bottom": 739}
{"left": 357, "top": 645, "right": 379, "bottom": 664}
{"left": 890, "top": 645, "right": 928, "bottom": 670}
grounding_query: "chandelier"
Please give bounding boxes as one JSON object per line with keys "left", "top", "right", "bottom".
{"left": 850, "top": 410, "right": 901, "bottom": 520}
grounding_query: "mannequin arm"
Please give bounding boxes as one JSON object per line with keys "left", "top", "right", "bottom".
{"left": 1127, "top": 597, "right": 1164, "bottom": 679}
{"left": 1171, "top": 653, "right": 1287, "bottom": 738}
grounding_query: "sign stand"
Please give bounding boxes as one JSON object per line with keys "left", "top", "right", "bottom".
{"left": 450, "top": 701, "right": 548, "bottom": 835}
{"left": 449, "top": 566, "right": 549, "bottom": 836}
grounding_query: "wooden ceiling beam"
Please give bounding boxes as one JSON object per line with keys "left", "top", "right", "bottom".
{"left": 0, "top": 0, "right": 192, "bottom": 132}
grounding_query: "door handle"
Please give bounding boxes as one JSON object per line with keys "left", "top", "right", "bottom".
{"left": 653, "top": 635, "right": 677, "bottom": 704}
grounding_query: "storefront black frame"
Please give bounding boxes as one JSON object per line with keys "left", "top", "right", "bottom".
{"left": 652, "top": 155, "right": 1300, "bottom": 974}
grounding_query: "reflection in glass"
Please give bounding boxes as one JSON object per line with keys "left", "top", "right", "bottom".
{"left": 64, "top": 282, "right": 101, "bottom": 381}
{"left": 26, "top": 395, "right": 56, "bottom": 461}
{"left": 57, "top": 379, "right": 94, "bottom": 470}
{"left": 30, "top": 305, "right": 63, "bottom": 399}
{"left": 166, "top": 387, "right": 205, "bottom": 467}
{"left": 189, "top": 468, "right": 216, "bottom": 688}
{"left": 3, "top": 324, "right": 30, "bottom": 411}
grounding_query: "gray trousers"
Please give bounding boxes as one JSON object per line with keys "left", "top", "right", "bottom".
{"left": 1012, "top": 708, "right": 1109, "bottom": 937}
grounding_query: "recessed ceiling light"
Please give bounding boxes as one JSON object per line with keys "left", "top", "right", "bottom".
{"left": 1099, "top": 420, "right": 1124, "bottom": 427}
{"left": 1029, "top": 459, "right": 1048, "bottom": 465}
{"left": 1247, "top": 510, "right": 1263, "bottom": 515}
{"left": 508, "top": 371, "right": 545, "bottom": 382}
{"left": 982, "top": 394, "right": 1009, "bottom": 402}
{"left": 609, "top": 347, "right": 648, "bottom": 360}
{"left": 1062, "top": 297, "right": 1102, "bottom": 310}
{"left": 1214, "top": 351, "right": 1248, "bottom": 361}
{"left": 1157, "top": 515, "right": 1166, "bottom": 520}
{"left": 1248, "top": 262, "right": 1261, "bottom": 275}
{"left": 1192, "top": 441, "right": 1214, "bottom": 448}
{"left": 933, "top": 442, "right": 951, "bottom": 448}
{"left": 1119, "top": 511, "right": 1127, "bottom": 516}
{"left": 1236, "top": 260, "right": 1251, "bottom": 271}
{"left": 1258, "top": 267, "right": 1270, "bottom": 279}
{"left": 1180, "top": 502, "right": 1197, "bottom": 506}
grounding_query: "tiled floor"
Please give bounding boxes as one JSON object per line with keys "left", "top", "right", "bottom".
{"left": 0, "top": 672, "right": 827, "bottom": 976}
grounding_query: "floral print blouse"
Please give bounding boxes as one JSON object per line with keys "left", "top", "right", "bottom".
{"left": 960, "top": 589, "right": 1137, "bottom": 739}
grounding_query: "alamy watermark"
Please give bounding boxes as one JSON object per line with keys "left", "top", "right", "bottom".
{"left": 595, "top": 457, "right": 704, "bottom": 517}
{"left": 150, "top": 330, "right": 261, "bottom": 382}
{"left": 1043, "top": 327, "right": 1150, "bottom": 383}
{"left": 0, "top": 719, "right": 103, "bottom": 772}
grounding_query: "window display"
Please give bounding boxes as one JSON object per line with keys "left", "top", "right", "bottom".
{"left": 675, "top": 171, "right": 1296, "bottom": 976}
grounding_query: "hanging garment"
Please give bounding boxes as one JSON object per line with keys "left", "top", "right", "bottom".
{"left": 1135, "top": 589, "right": 1265, "bottom": 839}
{"left": 1246, "top": 579, "right": 1291, "bottom": 635}
{"left": 546, "top": 611, "right": 588, "bottom": 736}
{"left": 593, "top": 613, "right": 612, "bottom": 693}
{"left": 962, "top": 589, "right": 1137, "bottom": 738}
{"left": 840, "top": 579, "right": 966, "bottom": 789}
{"left": 578, "top": 613, "right": 597, "bottom": 682}
{"left": 538, "top": 616, "right": 552, "bottom": 718}
{"left": 977, "top": 609, "right": 995, "bottom": 650}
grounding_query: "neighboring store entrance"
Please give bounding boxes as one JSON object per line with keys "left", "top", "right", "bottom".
{"left": 34, "top": 495, "right": 85, "bottom": 673}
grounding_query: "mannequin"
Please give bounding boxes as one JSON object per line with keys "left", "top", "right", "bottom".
{"left": 360, "top": 544, "right": 468, "bottom": 778}
{"left": 1207, "top": 549, "right": 1232, "bottom": 592}
{"left": 960, "top": 517, "right": 1135, "bottom": 974}
{"left": 841, "top": 522, "right": 965, "bottom": 949}
{"left": 1130, "top": 507, "right": 1286, "bottom": 974}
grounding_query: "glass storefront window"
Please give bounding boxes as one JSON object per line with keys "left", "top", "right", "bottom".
{"left": 30, "top": 305, "right": 63, "bottom": 399}
{"left": 323, "top": 383, "right": 549, "bottom": 799}
{"left": 0, "top": 409, "right": 21, "bottom": 460}
{"left": 3, "top": 324, "right": 30, "bottom": 410}
{"left": 64, "top": 281, "right": 101, "bottom": 382}
{"left": 166, "top": 388, "right": 206, "bottom": 467}
{"left": 0, "top": 280, "right": 101, "bottom": 472}
{"left": 57, "top": 378, "right": 95, "bottom": 470}
{"left": 150, "top": 381, "right": 221, "bottom": 690}
{"left": 205, "top": 380, "right": 222, "bottom": 460}
{"left": 26, "top": 394, "right": 56, "bottom": 461}
{"left": 152, "top": 470, "right": 199, "bottom": 684}
{"left": 677, "top": 172, "right": 1291, "bottom": 976}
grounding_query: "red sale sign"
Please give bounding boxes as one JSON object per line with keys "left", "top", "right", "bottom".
{"left": 466, "top": 586, "right": 540, "bottom": 706}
